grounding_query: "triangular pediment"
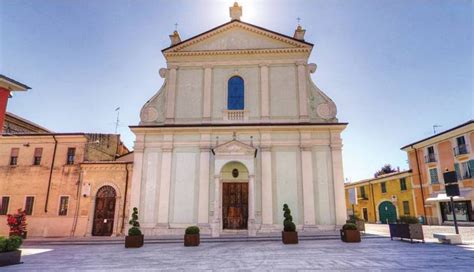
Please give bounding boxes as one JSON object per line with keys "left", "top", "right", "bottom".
{"left": 163, "top": 21, "right": 312, "bottom": 54}
{"left": 212, "top": 140, "right": 257, "bottom": 156}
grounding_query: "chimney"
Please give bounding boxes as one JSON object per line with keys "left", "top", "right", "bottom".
{"left": 169, "top": 30, "right": 181, "bottom": 46}
{"left": 229, "top": 2, "right": 242, "bottom": 21}
{"left": 293, "top": 25, "right": 306, "bottom": 41}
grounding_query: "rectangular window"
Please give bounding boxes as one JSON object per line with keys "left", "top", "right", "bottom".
{"left": 381, "top": 182, "right": 387, "bottom": 193}
{"left": 33, "top": 148, "right": 43, "bottom": 165}
{"left": 429, "top": 168, "right": 439, "bottom": 184}
{"left": 58, "top": 196, "right": 69, "bottom": 216}
{"left": 10, "top": 148, "right": 19, "bottom": 166}
{"left": 400, "top": 178, "right": 407, "bottom": 191}
{"left": 359, "top": 186, "right": 367, "bottom": 199}
{"left": 426, "top": 146, "right": 436, "bottom": 162}
{"left": 24, "top": 196, "right": 34, "bottom": 215}
{"left": 455, "top": 136, "right": 468, "bottom": 155}
{"left": 440, "top": 201, "right": 472, "bottom": 222}
{"left": 67, "top": 148, "right": 76, "bottom": 165}
{"left": 460, "top": 161, "right": 472, "bottom": 180}
{"left": 0, "top": 197, "right": 10, "bottom": 215}
{"left": 403, "top": 201, "right": 410, "bottom": 215}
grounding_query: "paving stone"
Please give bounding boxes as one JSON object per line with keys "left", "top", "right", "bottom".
{"left": 5, "top": 237, "right": 474, "bottom": 271}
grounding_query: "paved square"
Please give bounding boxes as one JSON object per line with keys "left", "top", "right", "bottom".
{"left": 6, "top": 237, "right": 474, "bottom": 271}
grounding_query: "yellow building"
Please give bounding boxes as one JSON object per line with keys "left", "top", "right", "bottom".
{"left": 344, "top": 170, "right": 417, "bottom": 223}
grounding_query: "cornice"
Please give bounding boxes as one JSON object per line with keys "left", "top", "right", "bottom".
{"left": 165, "top": 21, "right": 311, "bottom": 53}
{"left": 164, "top": 47, "right": 311, "bottom": 58}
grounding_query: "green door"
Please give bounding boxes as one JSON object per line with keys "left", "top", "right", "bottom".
{"left": 379, "top": 201, "right": 397, "bottom": 224}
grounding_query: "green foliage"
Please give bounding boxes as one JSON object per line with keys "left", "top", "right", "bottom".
{"left": 128, "top": 227, "right": 142, "bottom": 236}
{"left": 185, "top": 226, "right": 200, "bottom": 235}
{"left": 0, "top": 236, "right": 23, "bottom": 252}
{"left": 374, "top": 164, "right": 398, "bottom": 178}
{"left": 342, "top": 223, "right": 358, "bottom": 231}
{"left": 399, "top": 216, "right": 419, "bottom": 224}
{"left": 128, "top": 207, "right": 142, "bottom": 236}
{"left": 346, "top": 214, "right": 363, "bottom": 224}
{"left": 282, "top": 204, "right": 296, "bottom": 232}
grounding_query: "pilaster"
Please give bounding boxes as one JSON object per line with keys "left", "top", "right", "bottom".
{"left": 296, "top": 61, "right": 309, "bottom": 120}
{"left": 259, "top": 64, "right": 270, "bottom": 120}
{"left": 330, "top": 132, "right": 346, "bottom": 226}
{"left": 202, "top": 65, "right": 212, "bottom": 122}
{"left": 157, "top": 135, "right": 173, "bottom": 226}
{"left": 165, "top": 66, "right": 177, "bottom": 123}
{"left": 197, "top": 134, "right": 211, "bottom": 225}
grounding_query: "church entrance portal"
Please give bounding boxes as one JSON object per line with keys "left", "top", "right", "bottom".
{"left": 223, "top": 182, "right": 248, "bottom": 229}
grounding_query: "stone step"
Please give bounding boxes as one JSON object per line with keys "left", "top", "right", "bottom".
{"left": 23, "top": 234, "right": 383, "bottom": 246}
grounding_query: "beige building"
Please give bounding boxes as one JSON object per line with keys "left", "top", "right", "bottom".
{"left": 131, "top": 3, "right": 347, "bottom": 237}
{"left": 0, "top": 114, "right": 133, "bottom": 237}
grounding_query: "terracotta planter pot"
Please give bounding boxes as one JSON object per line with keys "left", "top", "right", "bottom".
{"left": 0, "top": 250, "right": 22, "bottom": 267}
{"left": 340, "top": 229, "right": 361, "bottom": 243}
{"left": 125, "top": 235, "right": 144, "bottom": 248}
{"left": 282, "top": 231, "right": 298, "bottom": 244}
{"left": 184, "top": 234, "right": 200, "bottom": 247}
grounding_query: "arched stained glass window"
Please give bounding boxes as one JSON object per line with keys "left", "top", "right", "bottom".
{"left": 227, "top": 76, "right": 244, "bottom": 110}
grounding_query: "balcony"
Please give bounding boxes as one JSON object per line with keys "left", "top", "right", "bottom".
{"left": 453, "top": 144, "right": 469, "bottom": 157}
{"left": 424, "top": 153, "right": 437, "bottom": 163}
{"left": 223, "top": 110, "right": 248, "bottom": 121}
{"left": 358, "top": 195, "right": 368, "bottom": 201}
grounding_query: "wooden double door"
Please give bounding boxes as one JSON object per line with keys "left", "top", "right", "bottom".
{"left": 92, "top": 186, "right": 116, "bottom": 236}
{"left": 222, "top": 182, "right": 248, "bottom": 229}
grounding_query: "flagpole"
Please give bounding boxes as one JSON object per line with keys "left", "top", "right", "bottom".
{"left": 115, "top": 107, "right": 120, "bottom": 134}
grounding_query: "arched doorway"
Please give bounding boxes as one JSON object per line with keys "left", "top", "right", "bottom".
{"left": 378, "top": 201, "right": 397, "bottom": 224}
{"left": 92, "top": 186, "right": 117, "bottom": 236}
{"left": 221, "top": 162, "right": 248, "bottom": 230}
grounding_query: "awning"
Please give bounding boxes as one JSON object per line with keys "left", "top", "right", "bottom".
{"left": 426, "top": 189, "right": 473, "bottom": 203}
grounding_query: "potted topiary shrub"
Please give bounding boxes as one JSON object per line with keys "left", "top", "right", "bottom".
{"left": 125, "top": 207, "right": 144, "bottom": 248}
{"left": 184, "top": 226, "right": 200, "bottom": 247}
{"left": 389, "top": 216, "right": 424, "bottom": 243}
{"left": 340, "top": 223, "right": 361, "bottom": 243}
{"left": 346, "top": 214, "right": 365, "bottom": 232}
{"left": 282, "top": 204, "right": 298, "bottom": 244}
{"left": 7, "top": 209, "right": 27, "bottom": 239}
{"left": 0, "top": 236, "right": 23, "bottom": 266}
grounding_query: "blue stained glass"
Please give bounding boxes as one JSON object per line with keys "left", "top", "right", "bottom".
{"left": 227, "top": 76, "right": 244, "bottom": 110}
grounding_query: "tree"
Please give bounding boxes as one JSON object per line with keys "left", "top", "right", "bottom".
{"left": 374, "top": 164, "right": 397, "bottom": 178}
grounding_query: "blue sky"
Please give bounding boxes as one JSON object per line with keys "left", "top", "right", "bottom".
{"left": 1, "top": 0, "right": 472, "bottom": 181}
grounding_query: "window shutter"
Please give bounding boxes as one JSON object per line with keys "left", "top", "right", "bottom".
{"left": 34, "top": 148, "right": 43, "bottom": 157}
{"left": 454, "top": 163, "right": 461, "bottom": 180}
{"left": 11, "top": 148, "right": 19, "bottom": 157}
{"left": 468, "top": 160, "right": 474, "bottom": 174}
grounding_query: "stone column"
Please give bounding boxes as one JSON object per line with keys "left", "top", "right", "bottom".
{"left": 296, "top": 61, "right": 308, "bottom": 120}
{"left": 211, "top": 175, "right": 221, "bottom": 237}
{"left": 260, "top": 145, "right": 273, "bottom": 230}
{"left": 259, "top": 64, "right": 269, "bottom": 120}
{"left": 330, "top": 132, "right": 346, "bottom": 226}
{"left": 157, "top": 136, "right": 173, "bottom": 227}
{"left": 165, "top": 66, "right": 177, "bottom": 123}
{"left": 129, "top": 134, "right": 144, "bottom": 221}
{"left": 301, "top": 145, "right": 317, "bottom": 229}
{"left": 197, "top": 146, "right": 210, "bottom": 226}
{"left": 248, "top": 174, "right": 257, "bottom": 236}
{"left": 202, "top": 65, "right": 212, "bottom": 122}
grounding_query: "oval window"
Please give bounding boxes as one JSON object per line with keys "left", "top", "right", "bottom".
{"left": 232, "top": 168, "right": 239, "bottom": 178}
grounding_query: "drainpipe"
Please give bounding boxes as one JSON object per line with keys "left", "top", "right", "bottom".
{"left": 120, "top": 163, "right": 131, "bottom": 235}
{"left": 70, "top": 168, "right": 84, "bottom": 237}
{"left": 370, "top": 181, "right": 377, "bottom": 223}
{"left": 412, "top": 145, "right": 428, "bottom": 224}
{"left": 45, "top": 135, "right": 58, "bottom": 213}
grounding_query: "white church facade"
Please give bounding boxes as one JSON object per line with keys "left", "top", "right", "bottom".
{"left": 130, "top": 3, "right": 347, "bottom": 237}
